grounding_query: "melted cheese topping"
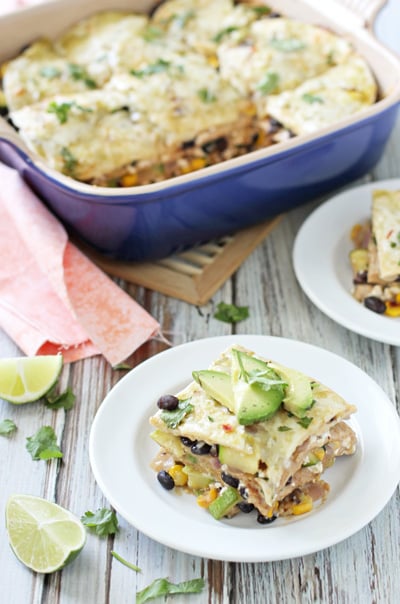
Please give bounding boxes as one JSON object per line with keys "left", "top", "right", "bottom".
{"left": 372, "top": 189, "right": 400, "bottom": 281}
{"left": 263, "top": 55, "right": 377, "bottom": 134}
{"left": 218, "top": 17, "right": 353, "bottom": 98}
{"left": 2, "top": 1, "right": 377, "bottom": 183}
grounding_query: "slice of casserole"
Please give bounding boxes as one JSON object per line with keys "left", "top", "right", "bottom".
{"left": 149, "top": 345, "right": 357, "bottom": 523}
{"left": 350, "top": 189, "right": 400, "bottom": 316}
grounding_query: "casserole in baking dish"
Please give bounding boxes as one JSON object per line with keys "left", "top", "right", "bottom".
{"left": 0, "top": 0, "right": 399, "bottom": 261}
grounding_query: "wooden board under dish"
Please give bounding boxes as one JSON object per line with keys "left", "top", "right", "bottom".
{"left": 80, "top": 217, "right": 281, "bottom": 305}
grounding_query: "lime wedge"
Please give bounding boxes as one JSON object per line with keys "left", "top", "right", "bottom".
{"left": 6, "top": 494, "right": 86, "bottom": 573}
{"left": 0, "top": 355, "right": 63, "bottom": 403}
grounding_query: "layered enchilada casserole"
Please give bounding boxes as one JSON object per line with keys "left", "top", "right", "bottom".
{"left": 149, "top": 345, "right": 357, "bottom": 523}
{"left": 350, "top": 190, "right": 400, "bottom": 317}
{"left": 0, "top": 0, "right": 377, "bottom": 187}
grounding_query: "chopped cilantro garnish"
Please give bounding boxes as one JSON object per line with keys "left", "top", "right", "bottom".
{"left": 111, "top": 550, "right": 141, "bottom": 572}
{"left": 197, "top": 88, "right": 217, "bottom": 103}
{"left": 142, "top": 26, "right": 164, "bottom": 41}
{"left": 40, "top": 65, "right": 62, "bottom": 79}
{"left": 297, "top": 416, "right": 313, "bottom": 429}
{"left": 47, "top": 101, "right": 73, "bottom": 124}
{"left": 0, "top": 418, "right": 17, "bottom": 436}
{"left": 60, "top": 147, "right": 78, "bottom": 175}
{"left": 252, "top": 6, "right": 272, "bottom": 16}
{"left": 214, "top": 302, "right": 249, "bottom": 323}
{"left": 277, "top": 425, "right": 292, "bottom": 432}
{"left": 173, "top": 10, "right": 195, "bottom": 27}
{"left": 212, "top": 26, "right": 239, "bottom": 43}
{"left": 26, "top": 426, "right": 63, "bottom": 460}
{"left": 269, "top": 38, "right": 306, "bottom": 52}
{"left": 68, "top": 63, "right": 96, "bottom": 88}
{"left": 302, "top": 93, "right": 324, "bottom": 104}
{"left": 130, "top": 59, "right": 171, "bottom": 77}
{"left": 136, "top": 577, "right": 205, "bottom": 604}
{"left": 256, "top": 72, "right": 279, "bottom": 95}
{"left": 81, "top": 508, "right": 119, "bottom": 537}
{"left": 160, "top": 399, "right": 193, "bottom": 428}
{"left": 44, "top": 386, "right": 76, "bottom": 410}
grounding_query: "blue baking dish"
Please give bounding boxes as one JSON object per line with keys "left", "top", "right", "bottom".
{"left": 1, "top": 0, "right": 400, "bottom": 261}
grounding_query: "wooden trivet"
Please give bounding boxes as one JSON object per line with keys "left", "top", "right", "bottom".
{"left": 82, "top": 216, "right": 281, "bottom": 305}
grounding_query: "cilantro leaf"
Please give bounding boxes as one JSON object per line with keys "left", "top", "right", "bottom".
{"left": 269, "top": 38, "right": 306, "bottom": 52}
{"left": 68, "top": 63, "right": 96, "bottom": 88}
{"left": 130, "top": 59, "right": 171, "bottom": 77}
{"left": 302, "top": 93, "right": 324, "bottom": 104}
{"left": 160, "top": 399, "right": 193, "bottom": 429}
{"left": 0, "top": 418, "right": 17, "bottom": 436}
{"left": 256, "top": 72, "right": 279, "bottom": 95}
{"left": 26, "top": 426, "right": 63, "bottom": 460}
{"left": 111, "top": 550, "right": 141, "bottom": 572}
{"left": 212, "top": 26, "right": 238, "bottom": 43}
{"left": 81, "top": 508, "right": 119, "bottom": 537}
{"left": 277, "top": 425, "right": 292, "bottom": 432}
{"left": 47, "top": 101, "right": 74, "bottom": 124}
{"left": 213, "top": 302, "right": 249, "bottom": 324}
{"left": 60, "top": 147, "right": 78, "bottom": 175}
{"left": 45, "top": 386, "right": 76, "bottom": 410}
{"left": 136, "top": 577, "right": 205, "bottom": 604}
{"left": 297, "top": 416, "right": 313, "bottom": 429}
{"left": 40, "top": 66, "right": 62, "bottom": 79}
{"left": 197, "top": 88, "right": 217, "bottom": 103}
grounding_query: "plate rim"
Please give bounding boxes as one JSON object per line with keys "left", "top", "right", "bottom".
{"left": 89, "top": 334, "right": 400, "bottom": 562}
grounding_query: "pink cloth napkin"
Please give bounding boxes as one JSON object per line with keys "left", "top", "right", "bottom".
{"left": 0, "top": 163, "right": 160, "bottom": 364}
{"left": 0, "top": 0, "right": 160, "bottom": 364}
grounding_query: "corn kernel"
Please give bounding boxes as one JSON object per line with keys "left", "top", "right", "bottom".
{"left": 292, "top": 495, "right": 313, "bottom": 516}
{"left": 168, "top": 464, "right": 188, "bottom": 487}
{"left": 196, "top": 487, "right": 218, "bottom": 508}
{"left": 314, "top": 447, "right": 325, "bottom": 461}
{"left": 0, "top": 62, "right": 9, "bottom": 78}
{"left": 385, "top": 303, "right": 400, "bottom": 318}
{"left": 207, "top": 54, "right": 219, "bottom": 68}
{"left": 120, "top": 173, "right": 138, "bottom": 187}
{"left": 395, "top": 293, "right": 400, "bottom": 304}
{"left": 350, "top": 223, "right": 363, "bottom": 243}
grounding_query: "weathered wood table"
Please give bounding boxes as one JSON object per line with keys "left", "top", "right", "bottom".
{"left": 1, "top": 3, "right": 400, "bottom": 603}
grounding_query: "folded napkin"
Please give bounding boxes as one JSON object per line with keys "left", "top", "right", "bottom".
{"left": 0, "top": 163, "right": 160, "bottom": 364}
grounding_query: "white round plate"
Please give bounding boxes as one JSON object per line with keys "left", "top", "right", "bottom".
{"left": 293, "top": 179, "right": 400, "bottom": 345}
{"left": 89, "top": 335, "right": 400, "bottom": 562}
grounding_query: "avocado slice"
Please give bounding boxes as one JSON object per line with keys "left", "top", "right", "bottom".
{"left": 218, "top": 445, "right": 259, "bottom": 474}
{"left": 231, "top": 349, "right": 286, "bottom": 425}
{"left": 268, "top": 361, "right": 313, "bottom": 418}
{"left": 208, "top": 486, "right": 241, "bottom": 520}
{"left": 192, "top": 370, "right": 235, "bottom": 412}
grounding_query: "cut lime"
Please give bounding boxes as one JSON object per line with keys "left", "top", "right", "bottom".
{"left": 0, "top": 355, "right": 63, "bottom": 403}
{"left": 6, "top": 494, "right": 86, "bottom": 573}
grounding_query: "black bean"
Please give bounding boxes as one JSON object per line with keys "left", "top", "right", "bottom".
{"left": 268, "top": 12, "right": 281, "bottom": 18}
{"left": 239, "top": 486, "right": 248, "bottom": 499}
{"left": 221, "top": 472, "right": 239, "bottom": 488}
{"left": 237, "top": 502, "right": 255, "bottom": 514}
{"left": 181, "top": 139, "right": 195, "bottom": 149}
{"left": 157, "top": 394, "right": 179, "bottom": 410}
{"left": 353, "top": 271, "right": 368, "bottom": 284}
{"left": 191, "top": 441, "right": 212, "bottom": 455}
{"left": 257, "top": 513, "right": 277, "bottom": 525}
{"left": 181, "top": 436, "right": 196, "bottom": 447}
{"left": 364, "top": 296, "right": 386, "bottom": 314}
{"left": 157, "top": 470, "right": 175, "bottom": 490}
{"left": 202, "top": 137, "right": 228, "bottom": 154}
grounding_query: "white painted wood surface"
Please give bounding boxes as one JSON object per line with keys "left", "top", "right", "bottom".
{"left": 1, "top": 2, "right": 400, "bottom": 603}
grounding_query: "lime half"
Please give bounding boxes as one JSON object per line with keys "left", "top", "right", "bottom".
{"left": 6, "top": 494, "right": 86, "bottom": 573}
{"left": 0, "top": 355, "right": 63, "bottom": 403}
